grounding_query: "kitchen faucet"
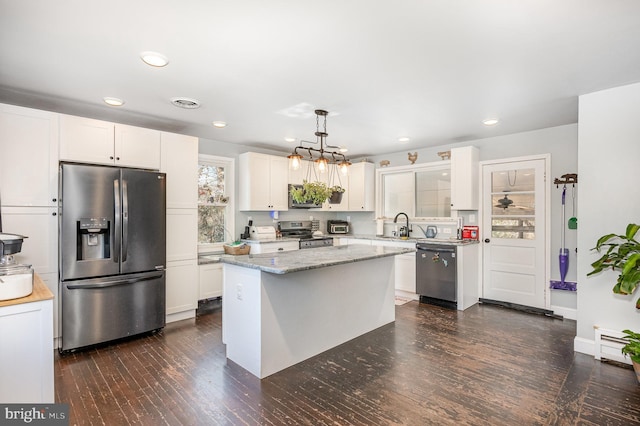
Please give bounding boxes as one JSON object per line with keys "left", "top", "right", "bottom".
{"left": 393, "top": 212, "right": 410, "bottom": 238}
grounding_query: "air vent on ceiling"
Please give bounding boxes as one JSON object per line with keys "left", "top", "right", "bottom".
{"left": 170, "top": 97, "right": 201, "bottom": 109}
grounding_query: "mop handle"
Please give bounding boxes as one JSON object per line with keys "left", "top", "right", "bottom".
{"left": 561, "top": 186, "right": 566, "bottom": 249}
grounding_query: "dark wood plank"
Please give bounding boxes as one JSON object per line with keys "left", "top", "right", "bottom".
{"left": 54, "top": 301, "right": 640, "bottom": 425}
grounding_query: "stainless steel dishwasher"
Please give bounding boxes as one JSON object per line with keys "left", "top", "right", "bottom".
{"left": 416, "top": 243, "right": 457, "bottom": 308}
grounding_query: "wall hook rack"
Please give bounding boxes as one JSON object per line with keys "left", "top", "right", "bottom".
{"left": 554, "top": 173, "right": 578, "bottom": 188}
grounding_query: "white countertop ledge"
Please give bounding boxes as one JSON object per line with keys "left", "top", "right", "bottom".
{"left": 219, "top": 244, "right": 415, "bottom": 274}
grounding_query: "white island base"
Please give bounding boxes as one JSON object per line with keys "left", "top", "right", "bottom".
{"left": 222, "top": 256, "right": 395, "bottom": 379}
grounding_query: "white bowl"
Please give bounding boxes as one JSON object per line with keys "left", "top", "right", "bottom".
{"left": 0, "top": 272, "right": 33, "bottom": 301}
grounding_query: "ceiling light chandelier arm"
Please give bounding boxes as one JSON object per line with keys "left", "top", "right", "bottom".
{"left": 286, "top": 108, "right": 351, "bottom": 174}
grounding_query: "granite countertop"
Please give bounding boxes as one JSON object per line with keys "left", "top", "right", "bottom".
{"left": 219, "top": 244, "right": 415, "bottom": 274}
{"left": 340, "top": 234, "right": 480, "bottom": 245}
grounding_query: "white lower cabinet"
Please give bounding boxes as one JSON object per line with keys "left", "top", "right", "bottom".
{"left": 394, "top": 253, "right": 417, "bottom": 294}
{"left": 165, "top": 208, "right": 198, "bottom": 322}
{"left": 0, "top": 297, "right": 54, "bottom": 403}
{"left": 166, "top": 259, "right": 199, "bottom": 321}
{"left": 39, "top": 272, "right": 59, "bottom": 341}
{"left": 373, "top": 240, "right": 417, "bottom": 295}
{"left": 338, "top": 237, "right": 416, "bottom": 294}
{"left": 199, "top": 263, "right": 223, "bottom": 300}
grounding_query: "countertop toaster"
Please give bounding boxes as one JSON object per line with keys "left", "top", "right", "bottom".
{"left": 327, "top": 220, "right": 349, "bottom": 234}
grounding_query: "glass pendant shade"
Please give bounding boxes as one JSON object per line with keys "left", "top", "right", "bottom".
{"left": 316, "top": 157, "right": 328, "bottom": 173}
{"left": 339, "top": 160, "right": 351, "bottom": 175}
{"left": 288, "top": 153, "right": 303, "bottom": 170}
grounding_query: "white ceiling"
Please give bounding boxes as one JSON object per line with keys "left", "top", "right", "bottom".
{"left": 1, "top": 0, "right": 640, "bottom": 158}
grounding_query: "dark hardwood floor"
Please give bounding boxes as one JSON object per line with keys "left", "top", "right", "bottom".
{"left": 55, "top": 301, "right": 640, "bottom": 425}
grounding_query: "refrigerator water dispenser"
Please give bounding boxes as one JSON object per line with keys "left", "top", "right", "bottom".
{"left": 78, "top": 218, "right": 110, "bottom": 260}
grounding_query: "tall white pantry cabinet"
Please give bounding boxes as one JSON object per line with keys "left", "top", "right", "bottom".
{"left": 0, "top": 103, "right": 60, "bottom": 337}
{"left": 160, "top": 132, "right": 199, "bottom": 323}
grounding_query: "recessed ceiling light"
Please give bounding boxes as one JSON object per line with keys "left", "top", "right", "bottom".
{"left": 171, "top": 97, "right": 200, "bottom": 109}
{"left": 212, "top": 121, "right": 227, "bottom": 128}
{"left": 398, "top": 137, "right": 410, "bottom": 143}
{"left": 483, "top": 118, "right": 499, "bottom": 126}
{"left": 284, "top": 137, "right": 296, "bottom": 143}
{"left": 140, "top": 51, "right": 169, "bottom": 67}
{"left": 103, "top": 97, "right": 124, "bottom": 107}
{"left": 339, "top": 147, "right": 348, "bottom": 153}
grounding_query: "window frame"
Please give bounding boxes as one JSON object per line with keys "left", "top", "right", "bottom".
{"left": 375, "top": 161, "right": 452, "bottom": 220}
{"left": 197, "top": 154, "right": 235, "bottom": 254}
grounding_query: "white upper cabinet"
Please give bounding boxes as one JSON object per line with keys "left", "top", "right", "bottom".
{"left": 450, "top": 146, "right": 479, "bottom": 210}
{"left": 348, "top": 162, "right": 375, "bottom": 211}
{"left": 59, "top": 114, "right": 160, "bottom": 169}
{"left": 114, "top": 124, "right": 161, "bottom": 169}
{"left": 160, "top": 132, "right": 198, "bottom": 209}
{"left": 239, "top": 152, "right": 289, "bottom": 211}
{"left": 0, "top": 103, "right": 59, "bottom": 207}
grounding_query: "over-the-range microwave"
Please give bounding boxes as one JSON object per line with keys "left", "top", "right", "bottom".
{"left": 288, "top": 184, "right": 322, "bottom": 209}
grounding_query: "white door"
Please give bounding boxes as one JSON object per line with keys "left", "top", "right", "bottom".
{"left": 482, "top": 158, "right": 547, "bottom": 308}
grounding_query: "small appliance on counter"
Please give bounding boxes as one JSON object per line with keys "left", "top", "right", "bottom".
{"left": 0, "top": 232, "right": 33, "bottom": 301}
{"left": 249, "top": 226, "right": 277, "bottom": 241}
{"left": 425, "top": 226, "right": 437, "bottom": 238}
{"left": 462, "top": 226, "right": 479, "bottom": 240}
{"left": 327, "top": 220, "right": 349, "bottom": 234}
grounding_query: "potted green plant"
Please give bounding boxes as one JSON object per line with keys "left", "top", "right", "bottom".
{"left": 328, "top": 185, "right": 345, "bottom": 204}
{"left": 621, "top": 329, "right": 640, "bottom": 382}
{"left": 589, "top": 223, "right": 640, "bottom": 381}
{"left": 289, "top": 180, "right": 333, "bottom": 205}
{"left": 589, "top": 223, "right": 640, "bottom": 307}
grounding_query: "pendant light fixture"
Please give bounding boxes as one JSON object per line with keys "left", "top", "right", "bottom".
{"left": 287, "top": 109, "right": 351, "bottom": 174}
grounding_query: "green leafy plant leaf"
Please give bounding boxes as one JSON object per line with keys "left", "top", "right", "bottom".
{"left": 590, "top": 223, "right": 640, "bottom": 308}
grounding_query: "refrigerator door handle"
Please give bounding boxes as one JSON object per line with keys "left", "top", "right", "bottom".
{"left": 113, "top": 179, "right": 121, "bottom": 263}
{"left": 66, "top": 271, "right": 164, "bottom": 290}
{"left": 122, "top": 179, "right": 129, "bottom": 262}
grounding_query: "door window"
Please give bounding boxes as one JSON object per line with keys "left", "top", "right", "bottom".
{"left": 490, "top": 169, "right": 536, "bottom": 239}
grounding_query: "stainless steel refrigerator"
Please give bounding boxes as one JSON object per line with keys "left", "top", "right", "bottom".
{"left": 59, "top": 163, "right": 166, "bottom": 352}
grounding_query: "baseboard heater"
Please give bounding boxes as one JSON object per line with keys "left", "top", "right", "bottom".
{"left": 594, "top": 326, "right": 631, "bottom": 365}
{"left": 479, "top": 298, "right": 562, "bottom": 319}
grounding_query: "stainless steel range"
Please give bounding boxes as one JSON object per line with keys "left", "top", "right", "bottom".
{"left": 277, "top": 220, "right": 334, "bottom": 249}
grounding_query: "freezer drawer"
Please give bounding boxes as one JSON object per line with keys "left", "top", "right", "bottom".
{"left": 60, "top": 271, "right": 165, "bottom": 351}
{"left": 416, "top": 244, "right": 457, "bottom": 303}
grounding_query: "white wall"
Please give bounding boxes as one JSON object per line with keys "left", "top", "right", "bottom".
{"left": 576, "top": 82, "right": 640, "bottom": 353}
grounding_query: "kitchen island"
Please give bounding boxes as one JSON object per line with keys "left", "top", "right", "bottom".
{"left": 220, "top": 244, "right": 414, "bottom": 378}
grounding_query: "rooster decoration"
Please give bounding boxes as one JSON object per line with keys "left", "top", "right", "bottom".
{"left": 408, "top": 152, "right": 418, "bottom": 164}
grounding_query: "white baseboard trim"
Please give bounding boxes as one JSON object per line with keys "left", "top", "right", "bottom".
{"left": 574, "top": 336, "right": 594, "bottom": 356}
{"left": 166, "top": 309, "right": 196, "bottom": 324}
{"left": 395, "top": 290, "right": 419, "bottom": 300}
{"left": 551, "top": 305, "right": 577, "bottom": 320}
